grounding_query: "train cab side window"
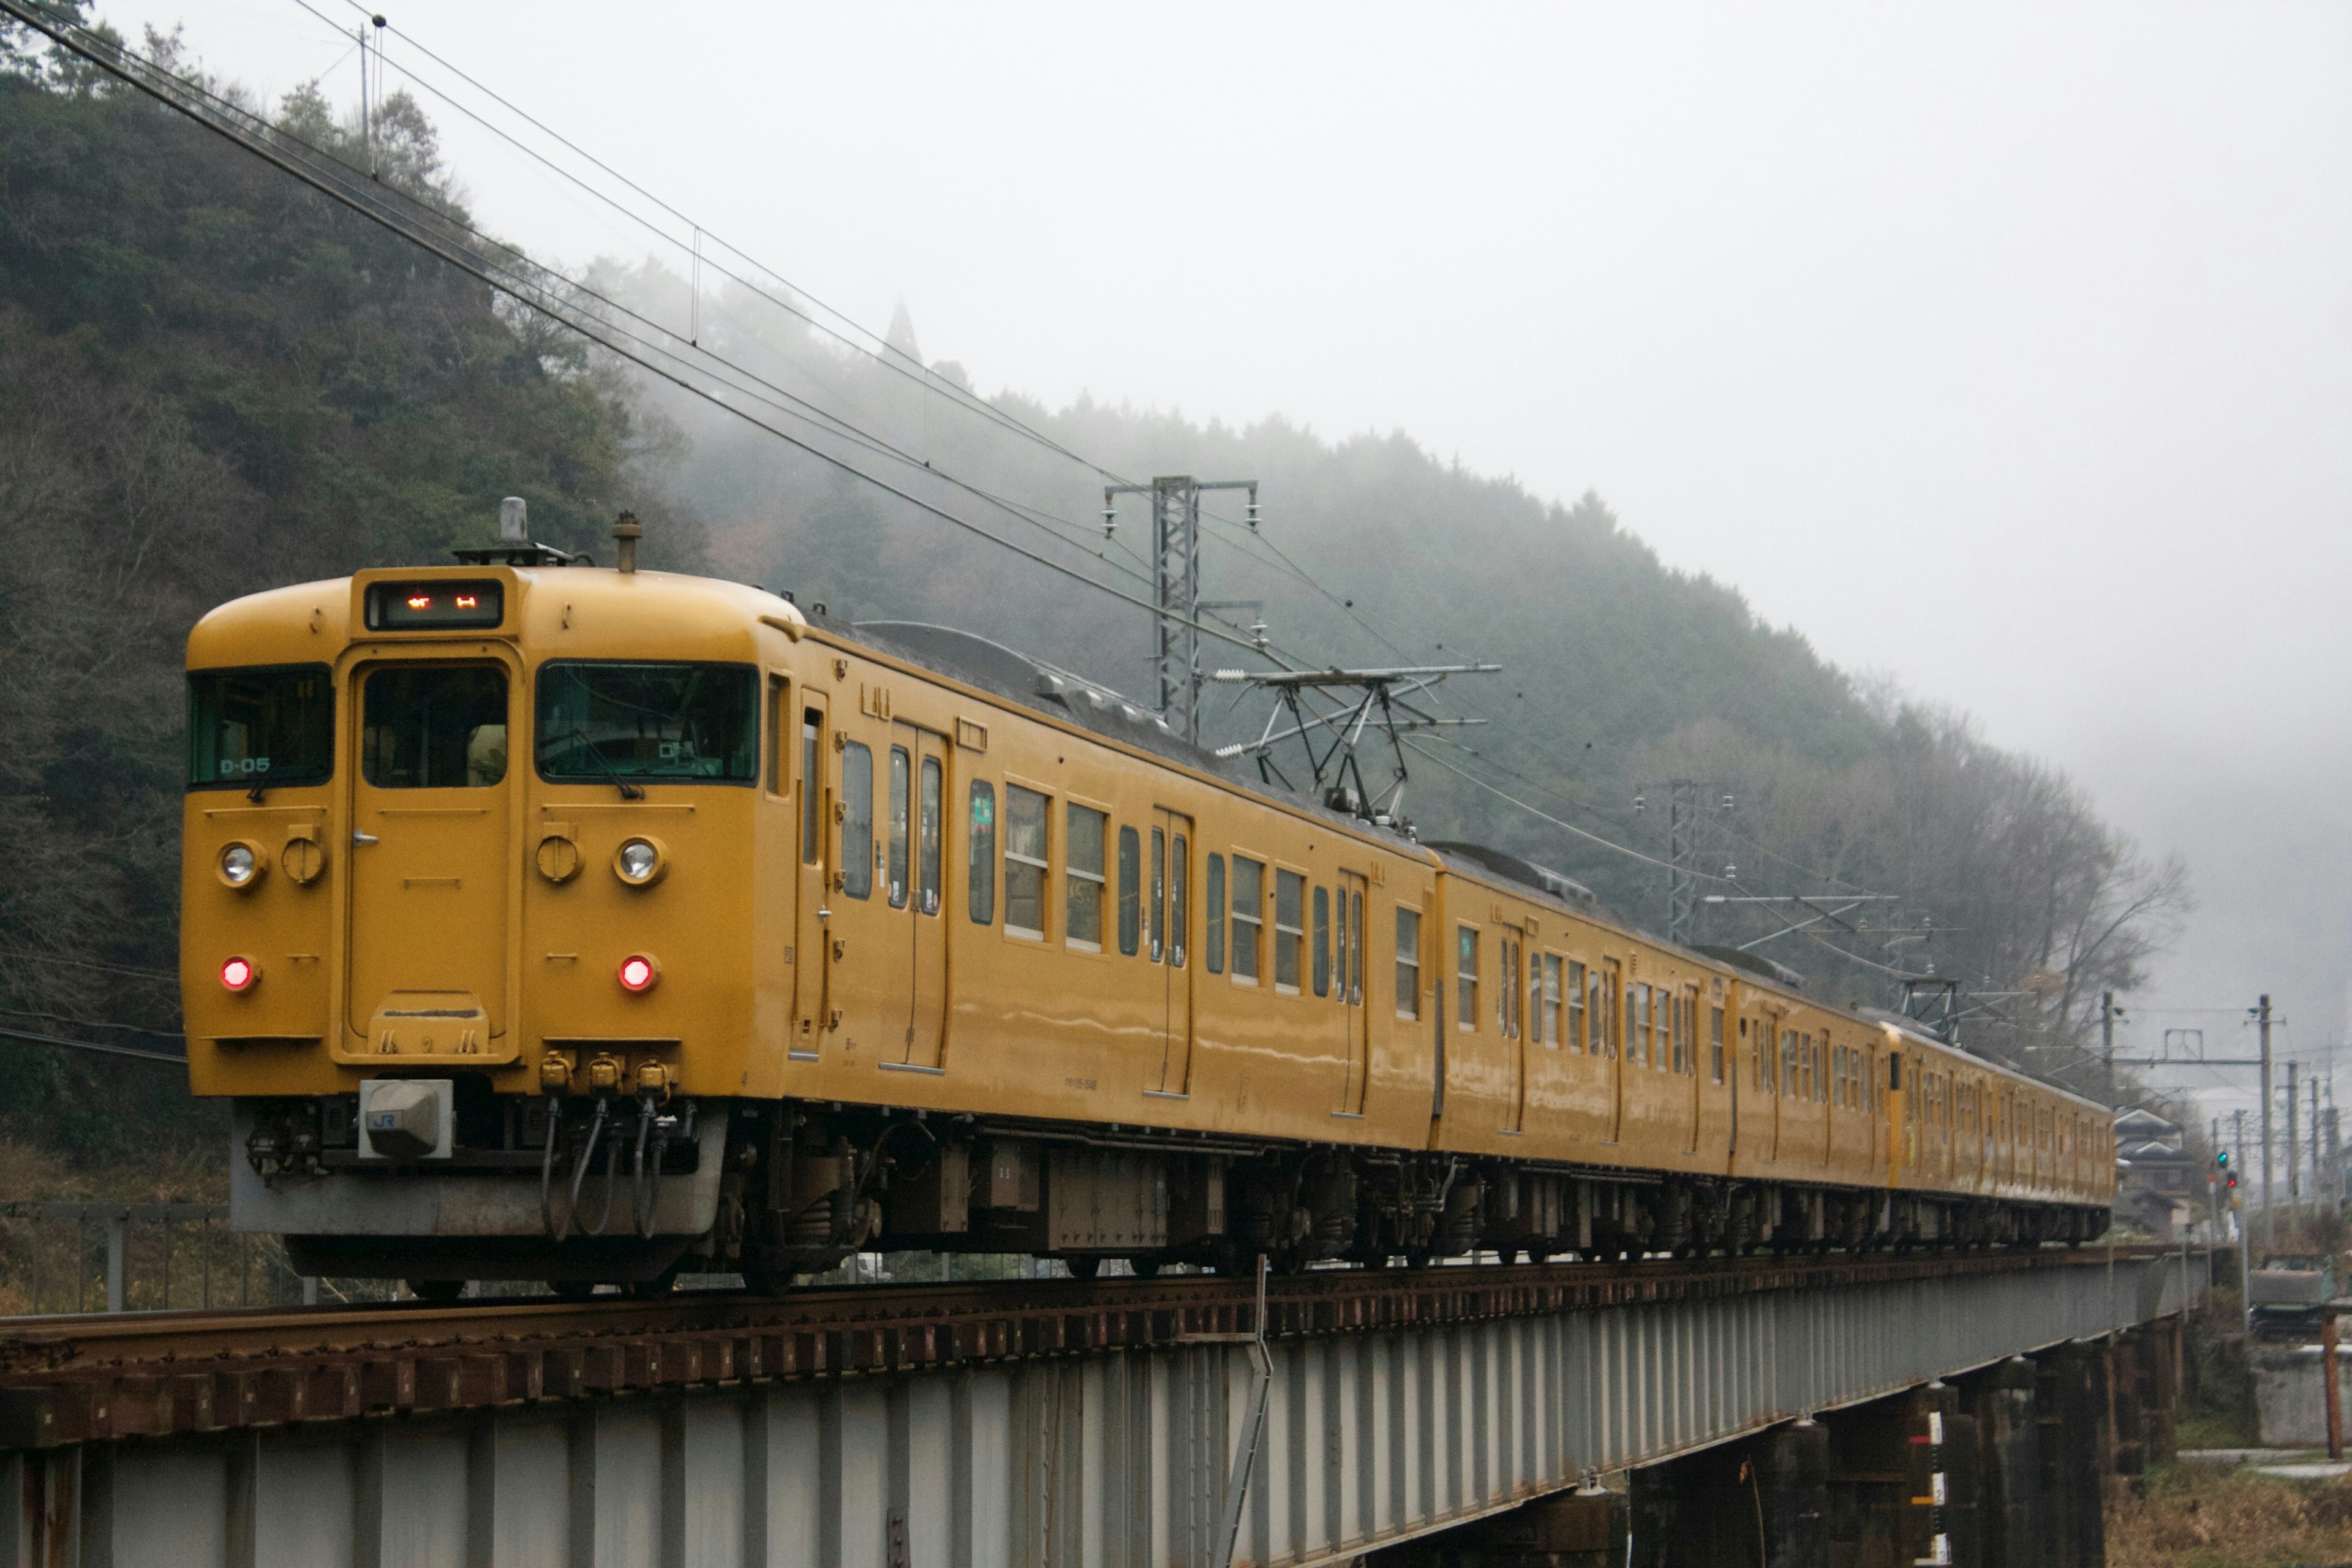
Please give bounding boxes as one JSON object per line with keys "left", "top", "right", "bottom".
{"left": 1456, "top": 927, "right": 1479, "bottom": 1030}
{"left": 1005, "top": 785, "right": 1049, "bottom": 939}
{"left": 887, "top": 747, "right": 911, "bottom": 909}
{"left": 1709, "top": 1006, "right": 1725, "bottom": 1083}
{"left": 840, "top": 741, "right": 874, "bottom": 900}
{"left": 1395, "top": 907, "right": 1422, "bottom": 1019}
{"left": 1501, "top": 937, "right": 1521, "bottom": 1039}
{"left": 801, "top": 710, "right": 823, "bottom": 864}
{"left": 1170, "top": 836, "right": 1188, "bottom": 967}
{"left": 1065, "top": 802, "right": 1106, "bottom": 949}
{"left": 1540, "top": 954, "right": 1562, "bottom": 1048}
{"left": 765, "top": 676, "right": 788, "bottom": 795}
{"left": 1631, "top": 984, "right": 1650, "bottom": 1068}
{"left": 1206, "top": 854, "right": 1226, "bottom": 973}
{"left": 1597, "top": 965, "right": 1617, "bottom": 1058}
{"left": 1313, "top": 886, "right": 1331, "bottom": 997}
{"left": 1117, "top": 826, "right": 1141, "bottom": 956}
{"left": 1149, "top": 829, "right": 1166, "bottom": 962}
{"left": 1566, "top": 961, "right": 1586, "bottom": 1051}
{"left": 1273, "top": 870, "right": 1305, "bottom": 992}
{"left": 1348, "top": 890, "right": 1364, "bottom": 1003}
{"left": 967, "top": 781, "right": 996, "bottom": 925}
{"left": 918, "top": 758, "right": 941, "bottom": 916}
{"left": 1231, "top": 856, "right": 1264, "bottom": 982}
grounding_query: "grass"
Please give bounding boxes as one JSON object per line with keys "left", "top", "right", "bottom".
{"left": 2109, "top": 1461, "right": 2352, "bottom": 1568}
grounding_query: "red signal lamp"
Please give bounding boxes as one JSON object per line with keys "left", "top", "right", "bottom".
{"left": 220, "top": 956, "right": 258, "bottom": 993}
{"left": 617, "top": 954, "right": 660, "bottom": 994}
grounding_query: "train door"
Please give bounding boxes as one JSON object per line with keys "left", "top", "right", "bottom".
{"left": 894, "top": 726, "right": 949, "bottom": 1069}
{"left": 1336, "top": 872, "right": 1371, "bottom": 1116}
{"left": 344, "top": 655, "right": 515, "bottom": 1052}
{"left": 1153, "top": 809, "right": 1195, "bottom": 1096}
{"left": 793, "top": 692, "right": 832, "bottom": 1049}
{"left": 1603, "top": 957, "right": 1624, "bottom": 1142}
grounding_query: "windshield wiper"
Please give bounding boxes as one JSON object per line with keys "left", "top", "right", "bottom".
{"left": 559, "top": 730, "right": 644, "bottom": 801}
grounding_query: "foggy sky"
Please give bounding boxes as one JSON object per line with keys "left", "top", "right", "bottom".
{"left": 104, "top": 1, "right": 2352, "bottom": 1124}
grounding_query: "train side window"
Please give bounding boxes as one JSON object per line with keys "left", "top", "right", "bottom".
{"left": 1065, "top": 802, "right": 1106, "bottom": 950}
{"left": 1395, "top": 907, "right": 1422, "bottom": 1019}
{"left": 840, "top": 741, "right": 875, "bottom": 900}
{"left": 1170, "top": 835, "right": 1188, "bottom": 967}
{"left": 1541, "top": 955, "right": 1562, "bottom": 1049}
{"left": 1710, "top": 1006, "right": 1725, "bottom": 1083}
{"left": 765, "top": 676, "right": 788, "bottom": 795}
{"left": 801, "top": 709, "right": 823, "bottom": 864}
{"left": 1631, "top": 984, "right": 1649, "bottom": 1068}
{"left": 1597, "top": 964, "right": 1617, "bottom": 1058}
{"left": 1457, "top": 927, "right": 1479, "bottom": 1030}
{"left": 887, "top": 746, "right": 911, "bottom": 909}
{"left": 918, "top": 758, "right": 941, "bottom": 916}
{"left": 1501, "top": 938, "right": 1521, "bottom": 1039}
{"left": 1149, "top": 828, "right": 1166, "bottom": 962}
{"left": 1205, "top": 854, "right": 1225, "bottom": 972}
{"left": 1567, "top": 961, "right": 1586, "bottom": 1052}
{"left": 1231, "top": 856, "right": 1265, "bottom": 982}
{"left": 1273, "top": 870, "right": 1305, "bottom": 992}
{"left": 1117, "top": 826, "right": 1141, "bottom": 956}
{"left": 1004, "top": 786, "right": 1049, "bottom": 939}
{"left": 1313, "top": 886, "right": 1331, "bottom": 997}
{"left": 967, "top": 781, "right": 996, "bottom": 925}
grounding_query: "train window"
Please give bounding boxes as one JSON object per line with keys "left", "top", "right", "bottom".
{"left": 187, "top": 663, "right": 334, "bottom": 789}
{"left": 840, "top": 741, "right": 874, "bottom": 900}
{"left": 1395, "top": 908, "right": 1422, "bottom": 1019}
{"left": 1567, "top": 961, "right": 1587, "bottom": 1052}
{"left": 1542, "top": 956, "right": 1563, "bottom": 1049}
{"left": 802, "top": 710, "right": 823, "bottom": 864}
{"left": 1313, "top": 886, "right": 1331, "bottom": 997}
{"left": 918, "top": 758, "right": 942, "bottom": 916}
{"left": 363, "top": 665, "right": 508, "bottom": 788}
{"left": 887, "top": 747, "right": 911, "bottom": 909}
{"left": 1349, "top": 891, "right": 1364, "bottom": 1003}
{"left": 1065, "top": 802, "right": 1106, "bottom": 949}
{"left": 1779, "top": 1030, "right": 1795, "bottom": 1095}
{"left": 765, "top": 676, "right": 788, "bottom": 795}
{"left": 1671, "top": 994, "right": 1686, "bottom": 1074}
{"left": 1631, "top": 984, "right": 1650, "bottom": 1067}
{"left": 1597, "top": 964, "right": 1618, "bottom": 1058}
{"left": 1457, "top": 927, "right": 1479, "bottom": 1030}
{"left": 535, "top": 661, "right": 757, "bottom": 783}
{"left": 1501, "top": 938, "right": 1521, "bottom": 1038}
{"left": 1170, "top": 837, "right": 1189, "bottom": 966}
{"left": 967, "top": 781, "right": 996, "bottom": 925}
{"left": 1150, "top": 829, "right": 1167, "bottom": 962}
{"left": 1231, "top": 856, "right": 1264, "bottom": 982}
{"left": 1206, "top": 855, "right": 1225, "bottom": 973}
{"left": 1709, "top": 1006, "right": 1725, "bottom": 1083}
{"left": 1004, "top": 786, "right": 1049, "bottom": 938}
{"left": 1832, "top": 1045, "right": 1845, "bottom": 1105}
{"left": 1273, "top": 871, "right": 1305, "bottom": 992}
{"left": 1117, "top": 826, "right": 1141, "bottom": 956}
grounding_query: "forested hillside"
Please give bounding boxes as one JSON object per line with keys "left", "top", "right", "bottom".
{"left": 0, "top": 21, "right": 2179, "bottom": 1180}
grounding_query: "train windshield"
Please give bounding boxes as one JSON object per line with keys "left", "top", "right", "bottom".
{"left": 187, "top": 663, "right": 334, "bottom": 788}
{"left": 535, "top": 661, "right": 758, "bottom": 783}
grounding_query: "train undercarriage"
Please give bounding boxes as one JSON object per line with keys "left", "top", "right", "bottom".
{"left": 246, "top": 1091, "right": 2110, "bottom": 1295}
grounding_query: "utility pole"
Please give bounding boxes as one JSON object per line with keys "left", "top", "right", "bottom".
{"left": 2288, "top": 1061, "right": 2302, "bottom": 1215}
{"left": 2257, "top": 995, "right": 2274, "bottom": 1250}
{"left": 1104, "top": 477, "right": 1258, "bottom": 747}
{"left": 1660, "top": 780, "right": 1731, "bottom": 946}
{"left": 2101, "top": 992, "right": 2118, "bottom": 1108}
{"left": 2313, "top": 1077, "right": 2325, "bottom": 1216}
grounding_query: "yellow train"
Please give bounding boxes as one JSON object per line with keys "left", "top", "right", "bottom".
{"left": 181, "top": 523, "right": 2112, "bottom": 1294}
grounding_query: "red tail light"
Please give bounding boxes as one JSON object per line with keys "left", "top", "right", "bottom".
{"left": 618, "top": 954, "right": 658, "bottom": 993}
{"left": 221, "top": 956, "right": 257, "bottom": 993}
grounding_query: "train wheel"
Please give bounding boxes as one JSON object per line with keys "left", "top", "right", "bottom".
{"left": 407, "top": 1278, "right": 465, "bottom": 1303}
{"left": 741, "top": 1266, "right": 791, "bottom": 1296}
{"left": 549, "top": 1281, "right": 596, "bottom": 1303}
{"left": 1129, "top": 1257, "right": 1161, "bottom": 1280}
{"left": 628, "top": 1265, "right": 680, "bottom": 1300}
{"left": 1066, "top": 1257, "right": 1101, "bottom": 1281}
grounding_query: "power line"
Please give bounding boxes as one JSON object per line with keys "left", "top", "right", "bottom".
{"left": 0, "top": 1024, "right": 187, "bottom": 1065}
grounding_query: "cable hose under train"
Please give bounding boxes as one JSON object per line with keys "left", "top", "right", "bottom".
{"left": 539, "top": 1096, "right": 564, "bottom": 1242}
{"left": 565, "top": 1098, "right": 613, "bottom": 1239}
{"left": 630, "top": 1099, "right": 657, "bottom": 1239}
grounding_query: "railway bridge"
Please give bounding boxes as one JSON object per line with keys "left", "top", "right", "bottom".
{"left": 0, "top": 1246, "right": 2204, "bottom": 1567}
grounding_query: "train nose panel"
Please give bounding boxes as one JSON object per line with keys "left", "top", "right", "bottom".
{"left": 358, "top": 990, "right": 502, "bottom": 1061}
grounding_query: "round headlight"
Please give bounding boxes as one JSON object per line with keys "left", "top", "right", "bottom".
{"left": 217, "top": 841, "right": 264, "bottom": 889}
{"left": 613, "top": 837, "right": 666, "bottom": 886}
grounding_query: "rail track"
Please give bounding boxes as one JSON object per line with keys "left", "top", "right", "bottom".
{"left": 0, "top": 1246, "right": 2187, "bottom": 1450}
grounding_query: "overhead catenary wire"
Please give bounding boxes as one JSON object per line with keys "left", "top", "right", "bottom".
{"left": 0, "top": 1024, "right": 189, "bottom": 1065}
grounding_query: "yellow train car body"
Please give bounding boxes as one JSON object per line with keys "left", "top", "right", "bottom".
{"left": 181, "top": 555, "right": 2111, "bottom": 1287}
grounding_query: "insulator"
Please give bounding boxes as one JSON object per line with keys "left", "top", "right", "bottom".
{"left": 1633, "top": 793, "right": 1645, "bottom": 812}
